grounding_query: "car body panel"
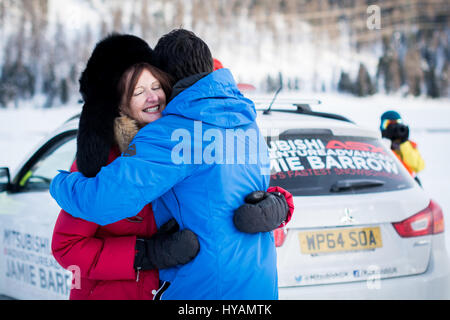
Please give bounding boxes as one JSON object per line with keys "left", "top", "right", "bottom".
{"left": 279, "top": 234, "right": 450, "bottom": 299}
{"left": 0, "top": 191, "right": 72, "bottom": 300}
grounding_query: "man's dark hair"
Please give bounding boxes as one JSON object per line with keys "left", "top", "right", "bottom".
{"left": 154, "top": 29, "right": 214, "bottom": 82}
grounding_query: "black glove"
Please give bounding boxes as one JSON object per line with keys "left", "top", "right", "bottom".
{"left": 233, "top": 191, "right": 289, "bottom": 233}
{"left": 134, "top": 218, "right": 200, "bottom": 271}
{"left": 382, "top": 123, "right": 409, "bottom": 143}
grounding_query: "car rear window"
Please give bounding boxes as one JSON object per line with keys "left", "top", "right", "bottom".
{"left": 268, "top": 131, "right": 415, "bottom": 196}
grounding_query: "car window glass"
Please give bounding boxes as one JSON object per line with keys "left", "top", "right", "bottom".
{"left": 21, "top": 136, "right": 76, "bottom": 191}
{"left": 268, "top": 133, "right": 415, "bottom": 196}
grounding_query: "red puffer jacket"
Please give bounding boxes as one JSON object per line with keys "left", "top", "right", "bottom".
{"left": 51, "top": 146, "right": 159, "bottom": 300}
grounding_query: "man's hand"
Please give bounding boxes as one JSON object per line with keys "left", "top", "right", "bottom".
{"left": 233, "top": 191, "right": 289, "bottom": 233}
{"left": 134, "top": 219, "right": 200, "bottom": 270}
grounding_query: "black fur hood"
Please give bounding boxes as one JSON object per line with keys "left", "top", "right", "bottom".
{"left": 77, "top": 33, "right": 156, "bottom": 177}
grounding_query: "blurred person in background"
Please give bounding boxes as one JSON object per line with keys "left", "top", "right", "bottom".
{"left": 380, "top": 110, "right": 425, "bottom": 185}
{"left": 213, "top": 58, "right": 224, "bottom": 70}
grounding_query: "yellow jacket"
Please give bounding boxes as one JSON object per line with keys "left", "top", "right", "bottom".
{"left": 393, "top": 140, "right": 425, "bottom": 175}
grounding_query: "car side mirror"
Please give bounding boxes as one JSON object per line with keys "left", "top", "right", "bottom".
{"left": 0, "top": 167, "right": 11, "bottom": 192}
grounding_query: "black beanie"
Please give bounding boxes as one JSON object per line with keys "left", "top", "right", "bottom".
{"left": 77, "top": 33, "right": 156, "bottom": 177}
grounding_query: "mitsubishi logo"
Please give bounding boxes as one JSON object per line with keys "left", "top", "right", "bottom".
{"left": 340, "top": 208, "right": 356, "bottom": 225}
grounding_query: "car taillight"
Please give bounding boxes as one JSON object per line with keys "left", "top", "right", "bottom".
{"left": 274, "top": 226, "right": 288, "bottom": 247}
{"left": 393, "top": 199, "right": 444, "bottom": 238}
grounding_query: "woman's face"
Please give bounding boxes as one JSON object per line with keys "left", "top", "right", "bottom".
{"left": 124, "top": 69, "right": 167, "bottom": 126}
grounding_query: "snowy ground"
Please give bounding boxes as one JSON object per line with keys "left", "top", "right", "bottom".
{"left": 1, "top": 92, "right": 450, "bottom": 253}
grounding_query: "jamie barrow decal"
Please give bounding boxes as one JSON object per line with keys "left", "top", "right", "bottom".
{"left": 269, "top": 138, "right": 400, "bottom": 179}
{"left": 2, "top": 229, "right": 72, "bottom": 298}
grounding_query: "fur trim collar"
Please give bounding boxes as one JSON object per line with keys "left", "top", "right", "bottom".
{"left": 113, "top": 115, "right": 140, "bottom": 153}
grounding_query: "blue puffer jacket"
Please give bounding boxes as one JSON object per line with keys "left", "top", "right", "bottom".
{"left": 50, "top": 68, "right": 277, "bottom": 300}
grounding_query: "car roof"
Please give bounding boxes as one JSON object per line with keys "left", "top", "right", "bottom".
{"left": 55, "top": 113, "right": 80, "bottom": 133}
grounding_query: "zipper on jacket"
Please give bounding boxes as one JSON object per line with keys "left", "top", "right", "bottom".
{"left": 137, "top": 269, "right": 145, "bottom": 298}
{"left": 136, "top": 267, "right": 142, "bottom": 282}
{"left": 126, "top": 215, "right": 144, "bottom": 223}
{"left": 153, "top": 281, "right": 170, "bottom": 300}
{"left": 280, "top": 221, "right": 288, "bottom": 239}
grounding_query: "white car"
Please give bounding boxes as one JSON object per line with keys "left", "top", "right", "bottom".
{"left": 255, "top": 98, "right": 450, "bottom": 300}
{"left": 0, "top": 100, "right": 449, "bottom": 300}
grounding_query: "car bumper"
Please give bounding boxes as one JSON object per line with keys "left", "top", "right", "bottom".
{"left": 279, "top": 236, "right": 450, "bottom": 300}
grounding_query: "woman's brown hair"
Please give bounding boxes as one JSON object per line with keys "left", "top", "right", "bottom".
{"left": 118, "top": 63, "right": 174, "bottom": 113}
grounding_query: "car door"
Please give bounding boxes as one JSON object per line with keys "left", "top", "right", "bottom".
{"left": 0, "top": 130, "right": 77, "bottom": 300}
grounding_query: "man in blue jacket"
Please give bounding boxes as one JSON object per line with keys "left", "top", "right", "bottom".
{"left": 50, "top": 29, "right": 277, "bottom": 299}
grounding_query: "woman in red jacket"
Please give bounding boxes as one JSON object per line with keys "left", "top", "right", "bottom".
{"left": 52, "top": 34, "right": 294, "bottom": 300}
{"left": 51, "top": 34, "right": 184, "bottom": 300}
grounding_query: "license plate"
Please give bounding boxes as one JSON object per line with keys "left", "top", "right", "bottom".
{"left": 298, "top": 227, "right": 382, "bottom": 254}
